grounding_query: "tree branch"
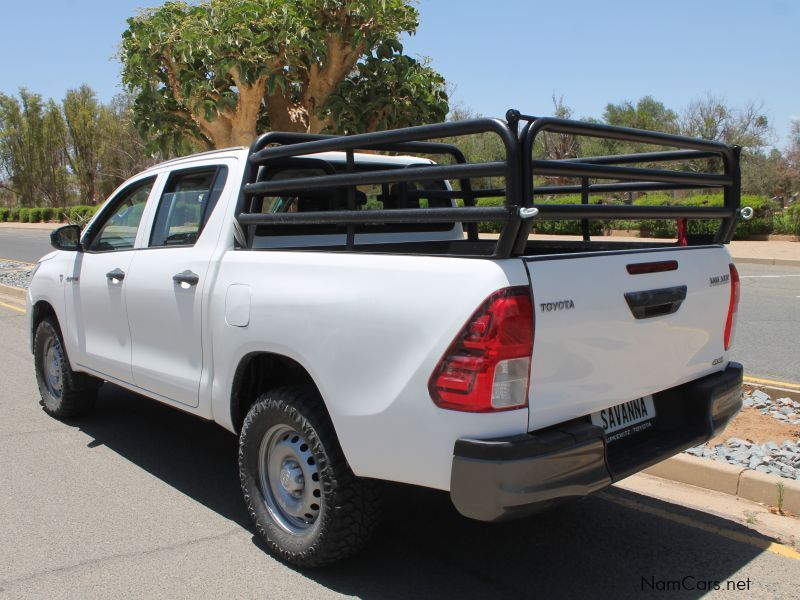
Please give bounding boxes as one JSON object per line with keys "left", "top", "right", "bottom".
{"left": 302, "top": 33, "right": 366, "bottom": 133}
{"left": 162, "top": 50, "right": 228, "bottom": 148}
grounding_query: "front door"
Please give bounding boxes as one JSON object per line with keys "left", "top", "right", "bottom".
{"left": 68, "top": 177, "right": 156, "bottom": 382}
{"left": 125, "top": 166, "right": 228, "bottom": 407}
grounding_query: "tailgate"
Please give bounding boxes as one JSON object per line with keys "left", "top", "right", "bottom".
{"left": 524, "top": 246, "right": 734, "bottom": 432}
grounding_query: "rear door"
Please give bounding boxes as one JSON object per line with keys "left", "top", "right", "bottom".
{"left": 524, "top": 246, "right": 735, "bottom": 432}
{"left": 125, "top": 165, "right": 228, "bottom": 407}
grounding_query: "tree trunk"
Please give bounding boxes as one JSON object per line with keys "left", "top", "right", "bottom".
{"left": 265, "top": 89, "right": 308, "bottom": 133}
{"left": 228, "top": 72, "right": 269, "bottom": 145}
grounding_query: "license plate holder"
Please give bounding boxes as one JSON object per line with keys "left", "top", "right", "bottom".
{"left": 591, "top": 396, "right": 656, "bottom": 443}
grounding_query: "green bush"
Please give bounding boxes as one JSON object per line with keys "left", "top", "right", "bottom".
{"left": 675, "top": 197, "right": 720, "bottom": 237}
{"left": 777, "top": 204, "right": 800, "bottom": 235}
{"left": 733, "top": 195, "right": 774, "bottom": 239}
{"left": 531, "top": 195, "right": 608, "bottom": 236}
{"left": 632, "top": 194, "right": 676, "bottom": 238}
{"left": 0, "top": 205, "right": 98, "bottom": 223}
{"left": 472, "top": 196, "right": 608, "bottom": 236}
{"left": 476, "top": 197, "right": 504, "bottom": 233}
{"left": 773, "top": 214, "right": 793, "bottom": 235}
{"left": 630, "top": 193, "right": 775, "bottom": 239}
{"left": 67, "top": 205, "right": 98, "bottom": 224}
{"left": 379, "top": 191, "right": 785, "bottom": 239}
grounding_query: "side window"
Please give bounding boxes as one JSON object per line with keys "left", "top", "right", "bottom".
{"left": 87, "top": 178, "right": 155, "bottom": 252}
{"left": 149, "top": 166, "right": 228, "bottom": 247}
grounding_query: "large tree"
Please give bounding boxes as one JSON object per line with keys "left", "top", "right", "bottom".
{"left": 681, "top": 94, "right": 770, "bottom": 149}
{"left": 95, "top": 94, "right": 159, "bottom": 199}
{"left": 603, "top": 96, "right": 680, "bottom": 134}
{"left": 598, "top": 96, "right": 680, "bottom": 155}
{"left": 0, "top": 90, "right": 69, "bottom": 207}
{"left": 63, "top": 85, "right": 102, "bottom": 203}
{"left": 120, "top": 0, "right": 449, "bottom": 152}
{"left": 772, "top": 119, "right": 800, "bottom": 201}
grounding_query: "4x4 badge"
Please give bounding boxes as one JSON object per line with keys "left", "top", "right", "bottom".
{"left": 709, "top": 274, "right": 730, "bottom": 287}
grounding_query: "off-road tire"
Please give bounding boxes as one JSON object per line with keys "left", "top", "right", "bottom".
{"left": 33, "top": 317, "right": 101, "bottom": 418}
{"left": 239, "top": 385, "right": 381, "bottom": 568}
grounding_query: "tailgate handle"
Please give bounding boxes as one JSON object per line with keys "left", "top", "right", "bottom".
{"left": 625, "top": 285, "right": 687, "bottom": 320}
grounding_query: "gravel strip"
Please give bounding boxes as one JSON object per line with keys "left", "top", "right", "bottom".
{"left": 0, "top": 260, "right": 33, "bottom": 289}
{"left": 743, "top": 388, "right": 800, "bottom": 425}
{"left": 685, "top": 390, "right": 800, "bottom": 481}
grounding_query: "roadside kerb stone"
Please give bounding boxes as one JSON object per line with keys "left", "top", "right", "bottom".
{"left": 738, "top": 469, "right": 800, "bottom": 515}
{"left": 644, "top": 453, "right": 800, "bottom": 514}
{"left": 734, "top": 257, "right": 800, "bottom": 268}
{"left": 645, "top": 454, "right": 743, "bottom": 496}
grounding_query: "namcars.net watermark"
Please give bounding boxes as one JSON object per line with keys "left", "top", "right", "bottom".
{"left": 642, "top": 576, "right": 752, "bottom": 592}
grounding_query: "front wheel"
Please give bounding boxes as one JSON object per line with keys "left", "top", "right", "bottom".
{"left": 238, "top": 386, "right": 381, "bottom": 568}
{"left": 33, "top": 317, "right": 100, "bottom": 419}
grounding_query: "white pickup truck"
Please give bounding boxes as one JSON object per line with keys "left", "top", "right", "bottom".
{"left": 28, "top": 113, "right": 745, "bottom": 567}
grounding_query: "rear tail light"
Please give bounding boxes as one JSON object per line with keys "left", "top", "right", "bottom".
{"left": 724, "top": 263, "right": 740, "bottom": 350}
{"left": 429, "top": 286, "right": 533, "bottom": 412}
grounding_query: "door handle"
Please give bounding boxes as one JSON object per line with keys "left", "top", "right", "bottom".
{"left": 624, "top": 285, "right": 687, "bottom": 320}
{"left": 106, "top": 268, "right": 125, "bottom": 282}
{"left": 173, "top": 270, "right": 200, "bottom": 286}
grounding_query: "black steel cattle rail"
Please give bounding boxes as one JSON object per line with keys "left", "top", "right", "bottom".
{"left": 236, "top": 109, "right": 742, "bottom": 258}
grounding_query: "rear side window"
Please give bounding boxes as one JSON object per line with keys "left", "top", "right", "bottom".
{"left": 150, "top": 166, "right": 228, "bottom": 247}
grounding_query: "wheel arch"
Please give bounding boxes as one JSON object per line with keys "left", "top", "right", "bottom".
{"left": 30, "top": 299, "right": 58, "bottom": 352}
{"left": 230, "top": 351, "right": 322, "bottom": 435}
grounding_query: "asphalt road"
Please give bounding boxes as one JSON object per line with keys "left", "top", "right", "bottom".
{"left": 1, "top": 298, "right": 800, "bottom": 599}
{"left": 731, "top": 264, "right": 800, "bottom": 384}
{"left": 0, "top": 226, "right": 51, "bottom": 263}
{"left": 0, "top": 225, "right": 797, "bottom": 384}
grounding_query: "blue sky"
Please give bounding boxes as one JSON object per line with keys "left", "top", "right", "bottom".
{"left": 1, "top": 0, "right": 797, "bottom": 146}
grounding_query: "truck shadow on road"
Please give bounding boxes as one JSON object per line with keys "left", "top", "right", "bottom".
{"left": 74, "top": 384, "right": 778, "bottom": 599}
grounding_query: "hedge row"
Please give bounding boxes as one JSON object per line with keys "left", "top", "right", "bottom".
{"left": 474, "top": 194, "right": 800, "bottom": 238}
{"left": 0, "top": 205, "right": 99, "bottom": 224}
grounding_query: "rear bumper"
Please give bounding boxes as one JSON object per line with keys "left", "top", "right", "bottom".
{"left": 450, "top": 362, "right": 743, "bottom": 522}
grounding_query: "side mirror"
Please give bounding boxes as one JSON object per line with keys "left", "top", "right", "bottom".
{"left": 50, "top": 225, "right": 83, "bottom": 252}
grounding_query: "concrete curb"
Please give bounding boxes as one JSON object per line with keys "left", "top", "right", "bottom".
{"left": 734, "top": 257, "right": 800, "bottom": 267}
{"left": 645, "top": 454, "right": 800, "bottom": 514}
{"left": 0, "top": 283, "right": 26, "bottom": 300}
{"left": 0, "top": 222, "right": 61, "bottom": 231}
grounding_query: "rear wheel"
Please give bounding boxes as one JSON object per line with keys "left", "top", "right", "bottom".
{"left": 33, "top": 317, "right": 101, "bottom": 418}
{"left": 239, "top": 386, "right": 381, "bottom": 567}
